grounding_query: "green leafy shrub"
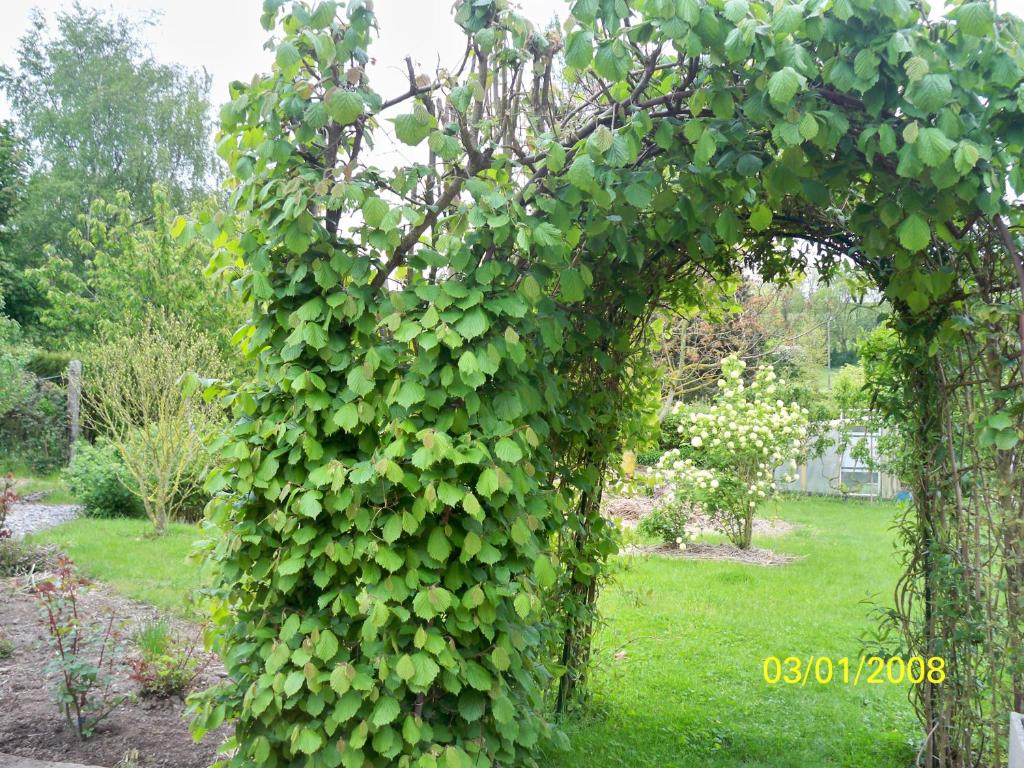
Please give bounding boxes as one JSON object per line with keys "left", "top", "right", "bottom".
{"left": 63, "top": 440, "right": 144, "bottom": 519}
{"left": 129, "top": 620, "right": 206, "bottom": 698}
{"left": 656, "top": 356, "right": 809, "bottom": 549}
{"left": 636, "top": 496, "right": 690, "bottom": 545}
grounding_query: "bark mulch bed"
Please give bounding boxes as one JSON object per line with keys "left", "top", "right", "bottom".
{"left": 0, "top": 576, "right": 228, "bottom": 768}
{"left": 621, "top": 541, "right": 802, "bottom": 566}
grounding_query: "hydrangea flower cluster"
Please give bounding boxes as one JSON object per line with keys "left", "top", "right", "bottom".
{"left": 650, "top": 356, "right": 810, "bottom": 549}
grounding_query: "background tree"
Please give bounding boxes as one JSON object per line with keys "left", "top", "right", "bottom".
{"left": 31, "top": 186, "right": 246, "bottom": 357}
{"left": 0, "top": 3, "right": 214, "bottom": 331}
{"left": 84, "top": 313, "right": 224, "bottom": 536}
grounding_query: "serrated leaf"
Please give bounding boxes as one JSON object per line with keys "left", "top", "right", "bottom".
{"left": 396, "top": 381, "right": 426, "bottom": 408}
{"left": 294, "top": 727, "right": 323, "bottom": 755}
{"left": 915, "top": 127, "right": 955, "bottom": 167}
{"left": 372, "top": 696, "right": 401, "bottom": 726}
{"left": 327, "top": 89, "right": 363, "bottom": 125}
{"left": 953, "top": 141, "right": 980, "bottom": 175}
{"left": 532, "top": 222, "right": 563, "bottom": 247}
{"left": 392, "top": 113, "right": 434, "bottom": 146}
{"left": 534, "top": 555, "right": 556, "bottom": 588}
{"left": 897, "top": 214, "right": 931, "bottom": 252}
{"left": 316, "top": 629, "right": 339, "bottom": 661}
{"left": 767, "top": 67, "right": 802, "bottom": 106}
{"left": 564, "top": 29, "right": 593, "bottom": 69}
{"left": 955, "top": 1, "right": 994, "bottom": 36}
{"left": 455, "top": 307, "right": 489, "bottom": 339}
{"left": 724, "top": 0, "right": 749, "bottom": 22}
{"left": 906, "top": 74, "right": 952, "bottom": 113}
{"left": 494, "top": 437, "right": 523, "bottom": 463}
{"left": 594, "top": 40, "right": 629, "bottom": 81}
{"left": 427, "top": 527, "right": 452, "bottom": 562}
{"left": 904, "top": 56, "right": 929, "bottom": 82}
{"left": 567, "top": 155, "right": 596, "bottom": 191}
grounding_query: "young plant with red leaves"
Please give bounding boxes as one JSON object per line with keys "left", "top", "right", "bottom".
{"left": 35, "top": 556, "right": 128, "bottom": 738}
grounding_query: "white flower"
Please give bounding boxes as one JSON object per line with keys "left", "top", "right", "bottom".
{"left": 691, "top": 435, "right": 703, "bottom": 448}
{"left": 710, "top": 478, "right": 719, "bottom": 488}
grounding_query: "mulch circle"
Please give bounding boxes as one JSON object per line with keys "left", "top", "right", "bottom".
{"left": 0, "top": 576, "right": 228, "bottom": 768}
{"left": 622, "top": 542, "right": 802, "bottom": 566}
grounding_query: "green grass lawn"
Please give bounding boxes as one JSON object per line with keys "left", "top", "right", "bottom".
{"left": 30, "top": 518, "right": 202, "bottom": 616}
{"left": 31, "top": 497, "right": 915, "bottom": 766}
{"left": 546, "top": 496, "right": 916, "bottom": 768}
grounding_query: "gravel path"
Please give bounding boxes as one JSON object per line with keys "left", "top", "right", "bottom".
{"left": 4, "top": 503, "right": 80, "bottom": 539}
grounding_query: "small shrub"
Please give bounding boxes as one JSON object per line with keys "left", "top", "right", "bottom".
{"left": 637, "top": 494, "right": 691, "bottom": 545}
{"left": 128, "top": 619, "right": 206, "bottom": 698}
{"left": 35, "top": 556, "right": 128, "bottom": 738}
{"left": 0, "top": 538, "right": 57, "bottom": 577}
{"left": 63, "top": 440, "right": 144, "bottom": 519}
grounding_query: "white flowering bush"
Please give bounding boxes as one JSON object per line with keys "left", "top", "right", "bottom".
{"left": 650, "top": 355, "right": 809, "bottom": 549}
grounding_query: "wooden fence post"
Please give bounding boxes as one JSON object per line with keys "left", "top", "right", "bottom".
{"left": 67, "top": 359, "right": 81, "bottom": 462}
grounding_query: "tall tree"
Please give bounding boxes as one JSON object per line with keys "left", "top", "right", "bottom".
{"left": 0, "top": 3, "right": 214, "bottom": 329}
{"left": 0, "top": 121, "right": 27, "bottom": 316}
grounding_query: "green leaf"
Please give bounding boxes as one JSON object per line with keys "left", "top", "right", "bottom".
{"left": 330, "top": 665, "right": 352, "bottom": 695}
{"left": 396, "top": 654, "right": 416, "bottom": 681}
{"left": 427, "top": 527, "right": 452, "bottom": 562}
{"left": 372, "top": 696, "right": 401, "bottom": 727}
{"left": 494, "top": 437, "right": 523, "bottom": 463}
{"left": 897, "top": 214, "right": 931, "bottom": 252}
{"left": 560, "top": 268, "right": 586, "bottom": 303}
{"left": 392, "top": 113, "right": 434, "bottom": 146}
{"left": 915, "top": 127, "right": 955, "bottom": 167}
{"left": 455, "top": 308, "right": 489, "bottom": 340}
{"left": 534, "top": 555, "right": 556, "bottom": 588}
{"left": 564, "top": 30, "right": 594, "bottom": 69}
{"left": 904, "top": 56, "right": 929, "bottom": 82}
{"left": 735, "top": 154, "right": 763, "bottom": 177}
{"left": 362, "top": 197, "right": 389, "bottom": 228}
{"left": 294, "top": 728, "right": 323, "bottom": 755}
{"left": 275, "top": 41, "right": 301, "bottom": 71}
{"left": 954, "top": 1, "right": 994, "bottom": 36}
{"left": 748, "top": 204, "right": 773, "bottom": 232}
{"left": 316, "top": 629, "right": 339, "bottom": 661}
{"left": 395, "top": 381, "right": 426, "bottom": 408}
{"left": 724, "top": 0, "right": 749, "bottom": 22}
{"left": 334, "top": 402, "right": 359, "bottom": 432}
{"left": 567, "top": 155, "right": 596, "bottom": 191}
{"left": 995, "top": 430, "right": 1020, "bottom": 450}
{"left": 906, "top": 74, "right": 952, "bottom": 113}
{"left": 953, "top": 141, "right": 980, "bottom": 175}
{"left": 594, "top": 40, "right": 629, "bottom": 81}
{"left": 772, "top": 4, "right": 803, "bottom": 34}
{"left": 476, "top": 468, "right": 500, "bottom": 497}
{"left": 532, "top": 222, "right": 563, "bottom": 247}
{"left": 327, "top": 89, "right": 363, "bottom": 125}
{"left": 767, "top": 67, "right": 802, "bottom": 106}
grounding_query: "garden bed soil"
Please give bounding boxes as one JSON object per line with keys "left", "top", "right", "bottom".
{"left": 622, "top": 541, "right": 801, "bottom": 566}
{"left": 0, "top": 576, "right": 227, "bottom": 768}
{"left": 603, "top": 495, "right": 798, "bottom": 537}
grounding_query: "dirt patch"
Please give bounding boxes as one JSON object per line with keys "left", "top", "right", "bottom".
{"left": 622, "top": 542, "right": 802, "bottom": 566}
{"left": 0, "top": 576, "right": 227, "bottom": 768}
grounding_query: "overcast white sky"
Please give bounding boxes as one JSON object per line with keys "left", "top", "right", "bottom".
{"left": 1, "top": 0, "right": 1022, "bottom": 167}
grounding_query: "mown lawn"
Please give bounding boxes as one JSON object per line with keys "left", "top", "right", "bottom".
{"left": 546, "top": 496, "right": 917, "bottom": 768}
{"left": 32, "top": 497, "right": 916, "bottom": 766}
{"left": 30, "top": 518, "right": 202, "bottom": 616}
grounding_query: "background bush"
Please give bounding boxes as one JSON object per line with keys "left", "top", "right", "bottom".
{"left": 63, "top": 440, "right": 143, "bottom": 519}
